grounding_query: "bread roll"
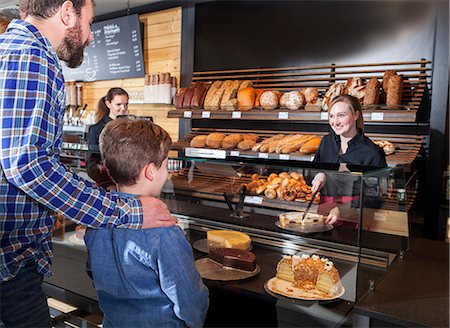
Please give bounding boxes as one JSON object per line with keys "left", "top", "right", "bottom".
{"left": 279, "top": 91, "right": 305, "bottom": 110}
{"left": 363, "top": 77, "right": 380, "bottom": 106}
{"left": 221, "top": 134, "right": 243, "bottom": 150}
{"left": 237, "top": 87, "right": 255, "bottom": 111}
{"left": 190, "top": 135, "right": 207, "bottom": 148}
{"left": 302, "top": 88, "right": 319, "bottom": 104}
{"left": 206, "top": 132, "right": 226, "bottom": 149}
{"left": 242, "top": 133, "right": 259, "bottom": 143}
{"left": 237, "top": 140, "right": 256, "bottom": 151}
{"left": 386, "top": 75, "right": 403, "bottom": 106}
{"left": 203, "top": 81, "right": 223, "bottom": 109}
{"left": 254, "top": 89, "right": 265, "bottom": 107}
{"left": 383, "top": 70, "right": 397, "bottom": 93}
{"left": 173, "top": 87, "right": 187, "bottom": 109}
{"left": 299, "top": 137, "right": 322, "bottom": 154}
{"left": 260, "top": 91, "right": 279, "bottom": 110}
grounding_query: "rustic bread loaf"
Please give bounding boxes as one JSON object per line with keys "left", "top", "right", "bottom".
{"left": 182, "top": 86, "right": 196, "bottom": 108}
{"left": 190, "top": 135, "right": 208, "bottom": 148}
{"left": 173, "top": 87, "right": 187, "bottom": 109}
{"left": 260, "top": 91, "right": 279, "bottom": 110}
{"left": 237, "top": 87, "right": 256, "bottom": 111}
{"left": 386, "top": 75, "right": 403, "bottom": 106}
{"left": 220, "top": 80, "right": 242, "bottom": 110}
{"left": 191, "top": 83, "right": 210, "bottom": 108}
{"left": 279, "top": 91, "right": 305, "bottom": 110}
{"left": 221, "top": 134, "right": 243, "bottom": 150}
{"left": 206, "top": 132, "right": 226, "bottom": 149}
{"left": 203, "top": 81, "right": 223, "bottom": 109}
{"left": 363, "top": 77, "right": 380, "bottom": 106}
{"left": 302, "top": 88, "right": 319, "bottom": 104}
{"left": 322, "top": 83, "right": 344, "bottom": 111}
{"left": 382, "top": 70, "right": 397, "bottom": 93}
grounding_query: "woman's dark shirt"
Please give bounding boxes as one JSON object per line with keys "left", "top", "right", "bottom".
{"left": 86, "top": 116, "right": 113, "bottom": 188}
{"left": 313, "top": 130, "right": 387, "bottom": 167}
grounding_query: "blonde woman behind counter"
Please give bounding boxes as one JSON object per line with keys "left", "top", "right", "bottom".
{"left": 87, "top": 87, "right": 129, "bottom": 189}
{"left": 311, "top": 94, "right": 387, "bottom": 225}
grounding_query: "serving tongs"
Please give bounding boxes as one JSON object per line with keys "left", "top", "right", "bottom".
{"left": 223, "top": 185, "right": 250, "bottom": 219}
{"left": 300, "top": 190, "right": 318, "bottom": 223}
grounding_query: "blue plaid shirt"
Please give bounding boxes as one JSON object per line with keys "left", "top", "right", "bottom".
{"left": 0, "top": 20, "right": 143, "bottom": 281}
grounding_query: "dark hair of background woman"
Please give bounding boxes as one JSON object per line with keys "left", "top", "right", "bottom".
{"left": 96, "top": 87, "right": 129, "bottom": 123}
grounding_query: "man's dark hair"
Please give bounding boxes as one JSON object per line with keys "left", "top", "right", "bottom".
{"left": 19, "top": 0, "right": 89, "bottom": 19}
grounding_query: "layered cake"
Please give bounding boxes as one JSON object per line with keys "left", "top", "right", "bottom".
{"left": 209, "top": 248, "right": 257, "bottom": 272}
{"left": 207, "top": 230, "right": 251, "bottom": 250}
{"left": 276, "top": 254, "right": 341, "bottom": 295}
{"left": 279, "top": 212, "right": 324, "bottom": 228}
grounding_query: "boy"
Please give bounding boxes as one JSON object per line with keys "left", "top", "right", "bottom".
{"left": 84, "top": 116, "right": 209, "bottom": 327}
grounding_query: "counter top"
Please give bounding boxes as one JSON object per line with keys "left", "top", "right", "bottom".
{"left": 353, "top": 237, "right": 449, "bottom": 327}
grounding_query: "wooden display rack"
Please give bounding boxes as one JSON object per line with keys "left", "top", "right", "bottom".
{"left": 168, "top": 59, "right": 431, "bottom": 122}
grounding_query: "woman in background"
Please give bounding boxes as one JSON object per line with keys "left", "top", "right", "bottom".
{"left": 87, "top": 87, "right": 129, "bottom": 189}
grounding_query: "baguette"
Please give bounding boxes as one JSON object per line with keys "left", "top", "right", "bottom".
{"left": 299, "top": 137, "right": 322, "bottom": 154}
{"left": 279, "top": 135, "right": 316, "bottom": 154}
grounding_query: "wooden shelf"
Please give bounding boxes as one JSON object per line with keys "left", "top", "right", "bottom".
{"left": 168, "top": 108, "right": 417, "bottom": 122}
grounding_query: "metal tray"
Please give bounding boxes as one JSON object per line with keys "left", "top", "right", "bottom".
{"left": 275, "top": 221, "right": 334, "bottom": 234}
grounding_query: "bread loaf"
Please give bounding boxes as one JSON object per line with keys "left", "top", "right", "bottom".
{"left": 344, "top": 77, "right": 364, "bottom": 94}
{"left": 222, "top": 98, "right": 238, "bottom": 111}
{"left": 254, "top": 89, "right": 265, "bottom": 107}
{"left": 302, "top": 88, "right": 319, "bottom": 104}
{"left": 220, "top": 80, "right": 241, "bottom": 110}
{"left": 206, "top": 80, "right": 233, "bottom": 110}
{"left": 173, "top": 87, "right": 187, "bottom": 109}
{"left": 279, "top": 91, "right": 305, "bottom": 110}
{"left": 237, "top": 140, "right": 256, "bottom": 151}
{"left": 221, "top": 134, "right": 243, "bottom": 150}
{"left": 206, "top": 133, "right": 226, "bottom": 149}
{"left": 382, "top": 70, "right": 397, "bottom": 93}
{"left": 238, "top": 80, "right": 253, "bottom": 90}
{"left": 260, "top": 91, "right": 279, "bottom": 110}
{"left": 191, "top": 83, "right": 210, "bottom": 108}
{"left": 237, "top": 87, "right": 255, "bottom": 111}
{"left": 299, "top": 137, "right": 322, "bottom": 154}
{"left": 182, "top": 86, "right": 196, "bottom": 108}
{"left": 363, "top": 77, "right": 380, "bottom": 106}
{"left": 322, "top": 83, "right": 344, "bottom": 111}
{"left": 203, "top": 81, "right": 223, "bottom": 109}
{"left": 242, "top": 134, "right": 259, "bottom": 143}
{"left": 190, "top": 135, "right": 207, "bottom": 148}
{"left": 386, "top": 75, "right": 403, "bottom": 106}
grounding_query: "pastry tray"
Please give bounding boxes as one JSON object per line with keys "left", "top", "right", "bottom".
{"left": 275, "top": 221, "right": 334, "bottom": 234}
{"left": 193, "top": 239, "right": 252, "bottom": 254}
{"left": 195, "top": 258, "right": 260, "bottom": 281}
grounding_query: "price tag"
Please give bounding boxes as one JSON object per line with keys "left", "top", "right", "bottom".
{"left": 371, "top": 112, "right": 384, "bottom": 121}
{"left": 232, "top": 111, "right": 242, "bottom": 119}
{"left": 201, "top": 111, "right": 211, "bottom": 118}
{"left": 185, "top": 147, "right": 226, "bottom": 159}
{"left": 278, "top": 112, "right": 289, "bottom": 119}
{"left": 320, "top": 112, "right": 328, "bottom": 120}
{"left": 310, "top": 155, "right": 315, "bottom": 161}
{"left": 244, "top": 196, "right": 263, "bottom": 205}
{"left": 258, "top": 152, "right": 269, "bottom": 159}
{"left": 279, "top": 154, "right": 290, "bottom": 160}
{"left": 229, "top": 151, "right": 240, "bottom": 157}
{"left": 374, "top": 212, "right": 387, "bottom": 222}
{"left": 183, "top": 111, "right": 192, "bottom": 118}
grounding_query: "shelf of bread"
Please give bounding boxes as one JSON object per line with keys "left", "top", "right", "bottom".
{"left": 170, "top": 60, "right": 430, "bottom": 123}
{"left": 168, "top": 107, "right": 417, "bottom": 122}
{"left": 172, "top": 128, "right": 425, "bottom": 169}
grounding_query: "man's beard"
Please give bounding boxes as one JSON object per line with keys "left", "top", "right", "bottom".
{"left": 57, "top": 22, "right": 89, "bottom": 68}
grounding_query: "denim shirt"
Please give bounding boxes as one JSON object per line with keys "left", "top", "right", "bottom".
{"left": 84, "top": 193, "right": 209, "bottom": 327}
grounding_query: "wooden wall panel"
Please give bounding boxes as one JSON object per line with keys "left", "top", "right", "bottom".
{"left": 80, "top": 7, "right": 181, "bottom": 141}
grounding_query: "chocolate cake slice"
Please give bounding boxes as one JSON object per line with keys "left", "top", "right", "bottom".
{"left": 209, "top": 248, "right": 256, "bottom": 272}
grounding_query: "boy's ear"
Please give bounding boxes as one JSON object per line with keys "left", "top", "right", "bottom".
{"left": 143, "top": 163, "right": 156, "bottom": 181}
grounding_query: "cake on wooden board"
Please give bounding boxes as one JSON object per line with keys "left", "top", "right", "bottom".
{"left": 276, "top": 254, "right": 341, "bottom": 295}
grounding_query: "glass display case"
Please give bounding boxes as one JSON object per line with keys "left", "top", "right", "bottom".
{"left": 162, "top": 154, "right": 410, "bottom": 304}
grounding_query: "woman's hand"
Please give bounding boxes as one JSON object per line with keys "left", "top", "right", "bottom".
{"left": 325, "top": 206, "right": 340, "bottom": 225}
{"left": 311, "top": 172, "right": 326, "bottom": 194}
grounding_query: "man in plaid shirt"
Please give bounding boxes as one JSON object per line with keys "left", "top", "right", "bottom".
{"left": 0, "top": 1, "right": 176, "bottom": 326}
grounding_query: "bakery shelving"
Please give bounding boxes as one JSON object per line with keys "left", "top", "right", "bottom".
{"left": 168, "top": 108, "right": 418, "bottom": 122}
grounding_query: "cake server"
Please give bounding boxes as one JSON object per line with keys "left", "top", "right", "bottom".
{"left": 301, "top": 190, "right": 318, "bottom": 222}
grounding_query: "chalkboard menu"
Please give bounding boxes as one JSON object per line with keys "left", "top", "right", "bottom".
{"left": 62, "top": 14, "right": 145, "bottom": 82}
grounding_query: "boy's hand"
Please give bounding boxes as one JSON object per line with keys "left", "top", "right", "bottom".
{"left": 139, "top": 196, "right": 178, "bottom": 228}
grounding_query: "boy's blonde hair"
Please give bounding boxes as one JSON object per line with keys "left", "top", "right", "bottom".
{"left": 99, "top": 116, "right": 172, "bottom": 186}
